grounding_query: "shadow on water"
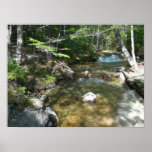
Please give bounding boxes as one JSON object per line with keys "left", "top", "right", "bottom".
{"left": 117, "top": 90, "right": 144, "bottom": 127}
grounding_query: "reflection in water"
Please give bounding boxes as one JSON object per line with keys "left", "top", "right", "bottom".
{"left": 45, "top": 61, "right": 144, "bottom": 127}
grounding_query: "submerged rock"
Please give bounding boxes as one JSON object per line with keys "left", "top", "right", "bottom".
{"left": 80, "top": 70, "right": 91, "bottom": 78}
{"left": 82, "top": 92, "right": 96, "bottom": 104}
{"left": 8, "top": 106, "right": 58, "bottom": 127}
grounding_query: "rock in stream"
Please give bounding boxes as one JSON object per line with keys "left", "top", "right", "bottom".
{"left": 82, "top": 92, "right": 96, "bottom": 104}
{"left": 8, "top": 95, "right": 58, "bottom": 127}
{"left": 8, "top": 106, "right": 58, "bottom": 127}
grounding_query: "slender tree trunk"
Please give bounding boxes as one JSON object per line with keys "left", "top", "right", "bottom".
{"left": 91, "top": 27, "right": 95, "bottom": 44}
{"left": 64, "top": 25, "right": 66, "bottom": 36}
{"left": 96, "top": 25, "right": 100, "bottom": 50}
{"left": 56, "top": 26, "right": 61, "bottom": 52}
{"left": 8, "top": 25, "right": 12, "bottom": 63}
{"left": 114, "top": 28, "right": 134, "bottom": 67}
{"left": 16, "top": 25, "right": 23, "bottom": 65}
{"left": 131, "top": 25, "right": 138, "bottom": 70}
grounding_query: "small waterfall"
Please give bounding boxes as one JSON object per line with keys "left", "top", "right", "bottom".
{"left": 98, "top": 54, "right": 122, "bottom": 63}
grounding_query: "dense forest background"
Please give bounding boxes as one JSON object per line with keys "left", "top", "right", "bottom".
{"left": 8, "top": 25, "right": 144, "bottom": 64}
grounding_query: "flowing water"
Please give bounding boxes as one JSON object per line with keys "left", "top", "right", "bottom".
{"left": 98, "top": 54, "right": 122, "bottom": 62}
{"left": 45, "top": 55, "right": 144, "bottom": 127}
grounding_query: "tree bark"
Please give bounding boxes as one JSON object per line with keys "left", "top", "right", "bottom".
{"left": 16, "top": 25, "right": 23, "bottom": 65}
{"left": 64, "top": 25, "right": 66, "bottom": 36}
{"left": 56, "top": 26, "right": 61, "bottom": 52}
{"left": 131, "top": 25, "right": 138, "bottom": 70}
{"left": 114, "top": 28, "right": 134, "bottom": 67}
{"left": 91, "top": 27, "right": 95, "bottom": 44}
{"left": 96, "top": 25, "right": 100, "bottom": 50}
{"left": 8, "top": 25, "right": 12, "bottom": 62}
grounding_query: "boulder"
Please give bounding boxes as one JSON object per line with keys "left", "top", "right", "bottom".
{"left": 8, "top": 80, "right": 17, "bottom": 89}
{"left": 45, "top": 83, "right": 56, "bottom": 89}
{"left": 62, "top": 68, "right": 74, "bottom": 79}
{"left": 39, "top": 94, "right": 48, "bottom": 102}
{"left": 34, "top": 78, "right": 56, "bottom": 91}
{"left": 82, "top": 92, "right": 96, "bottom": 104}
{"left": 8, "top": 106, "right": 58, "bottom": 127}
{"left": 53, "top": 62, "right": 74, "bottom": 79}
{"left": 114, "top": 72, "right": 125, "bottom": 81}
{"left": 30, "top": 98, "right": 43, "bottom": 109}
{"left": 80, "top": 70, "right": 91, "bottom": 78}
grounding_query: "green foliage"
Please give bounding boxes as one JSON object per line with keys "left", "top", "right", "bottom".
{"left": 35, "top": 68, "right": 57, "bottom": 84}
{"left": 8, "top": 86, "right": 29, "bottom": 105}
{"left": 8, "top": 59, "right": 28, "bottom": 83}
{"left": 29, "top": 37, "right": 70, "bottom": 58}
{"left": 29, "top": 37, "right": 55, "bottom": 51}
{"left": 44, "top": 75, "right": 56, "bottom": 84}
{"left": 69, "top": 26, "right": 88, "bottom": 40}
{"left": 17, "top": 86, "right": 26, "bottom": 96}
{"left": 10, "top": 25, "right": 144, "bottom": 60}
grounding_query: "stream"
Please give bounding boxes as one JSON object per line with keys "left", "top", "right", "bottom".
{"left": 45, "top": 55, "right": 144, "bottom": 127}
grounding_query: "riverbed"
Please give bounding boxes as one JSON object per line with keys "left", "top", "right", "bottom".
{"left": 45, "top": 60, "right": 144, "bottom": 127}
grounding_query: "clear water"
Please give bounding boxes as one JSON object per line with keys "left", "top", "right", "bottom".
{"left": 45, "top": 61, "right": 144, "bottom": 127}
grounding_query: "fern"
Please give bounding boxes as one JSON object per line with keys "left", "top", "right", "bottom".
{"left": 29, "top": 38, "right": 70, "bottom": 58}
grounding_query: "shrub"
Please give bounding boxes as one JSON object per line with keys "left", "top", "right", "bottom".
{"left": 8, "top": 59, "right": 29, "bottom": 84}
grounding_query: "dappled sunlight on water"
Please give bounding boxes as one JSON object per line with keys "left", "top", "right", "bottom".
{"left": 45, "top": 61, "right": 143, "bottom": 127}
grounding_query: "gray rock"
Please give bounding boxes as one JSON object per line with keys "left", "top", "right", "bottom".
{"left": 39, "top": 94, "right": 48, "bottom": 102}
{"left": 53, "top": 62, "right": 74, "bottom": 79}
{"left": 45, "top": 83, "right": 56, "bottom": 89}
{"left": 114, "top": 72, "right": 125, "bottom": 81}
{"left": 80, "top": 70, "right": 91, "bottom": 78}
{"left": 82, "top": 92, "right": 96, "bottom": 104}
{"left": 62, "top": 68, "right": 74, "bottom": 79}
{"left": 30, "top": 98, "right": 43, "bottom": 109}
{"left": 8, "top": 106, "right": 58, "bottom": 127}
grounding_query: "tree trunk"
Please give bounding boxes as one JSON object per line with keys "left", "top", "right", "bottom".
{"left": 16, "top": 25, "right": 23, "bottom": 65}
{"left": 91, "top": 27, "right": 95, "bottom": 44}
{"left": 64, "top": 25, "right": 66, "bottom": 36}
{"left": 56, "top": 26, "right": 61, "bottom": 52}
{"left": 8, "top": 25, "right": 12, "bottom": 62}
{"left": 114, "top": 28, "right": 134, "bottom": 67}
{"left": 131, "top": 25, "right": 138, "bottom": 70}
{"left": 96, "top": 25, "right": 100, "bottom": 50}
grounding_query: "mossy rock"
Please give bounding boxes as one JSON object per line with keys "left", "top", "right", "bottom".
{"left": 35, "top": 75, "right": 56, "bottom": 90}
